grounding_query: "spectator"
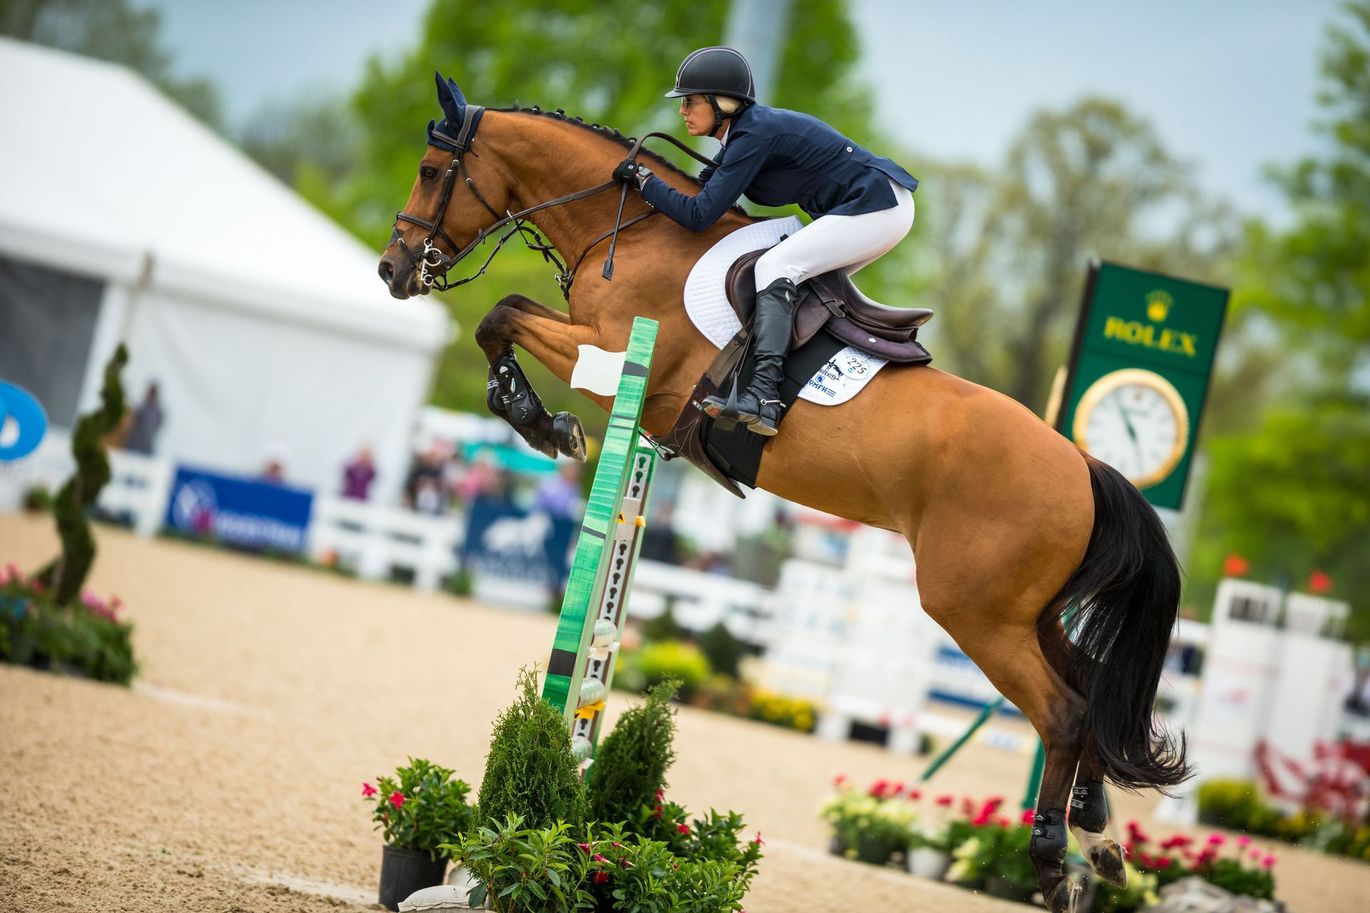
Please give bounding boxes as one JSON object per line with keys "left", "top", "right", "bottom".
{"left": 260, "top": 444, "right": 287, "bottom": 483}
{"left": 534, "top": 462, "right": 583, "bottom": 520}
{"left": 123, "top": 381, "right": 164, "bottom": 455}
{"left": 341, "top": 445, "right": 377, "bottom": 501}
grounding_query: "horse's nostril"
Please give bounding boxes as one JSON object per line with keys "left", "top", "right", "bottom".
{"left": 378, "top": 259, "right": 394, "bottom": 283}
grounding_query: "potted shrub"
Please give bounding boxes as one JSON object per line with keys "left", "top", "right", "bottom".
{"left": 819, "top": 778, "right": 917, "bottom": 866}
{"left": 363, "top": 757, "right": 474, "bottom": 911}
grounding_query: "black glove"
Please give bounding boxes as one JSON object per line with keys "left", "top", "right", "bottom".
{"left": 612, "top": 158, "right": 652, "bottom": 188}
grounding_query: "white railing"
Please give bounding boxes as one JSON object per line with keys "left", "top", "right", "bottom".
{"left": 308, "top": 496, "right": 464, "bottom": 591}
{"left": 629, "top": 559, "right": 774, "bottom": 645}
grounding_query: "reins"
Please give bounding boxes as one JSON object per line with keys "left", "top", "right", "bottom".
{"left": 391, "top": 129, "right": 718, "bottom": 299}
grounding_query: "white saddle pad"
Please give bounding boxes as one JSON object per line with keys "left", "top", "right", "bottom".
{"left": 682, "top": 219, "right": 888, "bottom": 406}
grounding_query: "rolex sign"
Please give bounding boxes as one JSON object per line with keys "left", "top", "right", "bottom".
{"left": 1056, "top": 261, "right": 1229, "bottom": 510}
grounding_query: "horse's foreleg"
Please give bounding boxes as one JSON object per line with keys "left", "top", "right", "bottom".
{"left": 474, "top": 293, "right": 613, "bottom": 461}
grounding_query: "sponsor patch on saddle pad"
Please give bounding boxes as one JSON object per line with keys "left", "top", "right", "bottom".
{"left": 683, "top": 218, "right": 889, "bottom": 407}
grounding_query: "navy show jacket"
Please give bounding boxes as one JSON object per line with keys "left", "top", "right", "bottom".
{"left": 639, "top": 103, "right": 918, "bottom": 232}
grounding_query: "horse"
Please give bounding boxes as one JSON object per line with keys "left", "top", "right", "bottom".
{"left": 376, "top": 75, "right": 1189, "bottom": 911}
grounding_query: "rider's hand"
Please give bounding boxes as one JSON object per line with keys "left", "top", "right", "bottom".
{"left": 612, "top": 159, "right": 652, "bottom": 189}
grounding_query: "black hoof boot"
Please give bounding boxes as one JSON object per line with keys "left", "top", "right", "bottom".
{"left": 1030, "top": 808, "right": 1071, "bottom": 913}
{"left": 551, "top": 412, "right": 586, "bottom": 462}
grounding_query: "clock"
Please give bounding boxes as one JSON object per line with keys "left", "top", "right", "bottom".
{"left": 1072, "top": 368, "right": 1190, "bottom": 489}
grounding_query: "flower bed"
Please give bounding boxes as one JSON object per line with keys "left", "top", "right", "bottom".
{"left": 0, "top": 564, "right": 137, "bottom": 685}
{"left": 819, "top": 776, "right": 1283, "bottom": 912}
{"left": 1199, "top": 777, "right": 1370, "bottom": 862}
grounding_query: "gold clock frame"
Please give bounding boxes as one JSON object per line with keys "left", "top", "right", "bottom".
{"left": 1072, "top": 368, "right": 1191, "bottom": 489}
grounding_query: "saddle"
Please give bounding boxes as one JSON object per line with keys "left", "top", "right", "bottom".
{"left": 724, "top": 249, "right": 935, "bottom": 362}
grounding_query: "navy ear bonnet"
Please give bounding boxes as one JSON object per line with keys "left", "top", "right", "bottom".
{"left": 428, "top": 71, "right": 484, "bottom": 153}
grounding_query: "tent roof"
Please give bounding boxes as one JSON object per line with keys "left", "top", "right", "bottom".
{"left": 0, "top": 37, "right": 449, "bottom": 352}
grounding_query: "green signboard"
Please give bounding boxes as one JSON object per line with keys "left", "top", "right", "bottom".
{"left": 1056, "top": 261, "right": 1228, "bottom": 510}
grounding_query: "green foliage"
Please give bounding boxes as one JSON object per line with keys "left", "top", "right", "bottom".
{"left": 0, "top": 0, "right": 221, "bottom": 127}
{"left": 911, "top": 98, "right": 1236, "bottom": 412}
{"left": 1190, "top": 2, "right": 1370, "bottom": 639}
{"left": 695, "top": 622, "right": 744, "bottom": 679}
{"left": 364, "top": 757, "right": 474, "bottom": 859}
{"left": 745, "top": 688, "right": 817, "bottom": 733}
{"left": 640, "top": 606, "right": 684, "bottom": 644}
{"left": 32, "top": 344, "right": 128, "bottom": 606}
{"left": 618, "top": 640, "right": 711, "bottom": 701}
{"left": 1196, "top": 777, "right": 1370, "bottom": 861}
{"left": 818, "top": 783, "right": 918, "bottom": 866}
{"left": 477, "top": 667, "right": 588, "bottom": 832}
{"left": 1, "top": 572, "right": 137, "bottom": 685}
{"left": 446, "top": 816, "right": 758, "bottom": 913}
{"left": 586, "top": 680, "right": 678, "bottom": 829}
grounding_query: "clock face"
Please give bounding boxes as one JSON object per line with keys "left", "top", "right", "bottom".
{"left": 1073, "top": 369, "right": 1190, "bottom": 489}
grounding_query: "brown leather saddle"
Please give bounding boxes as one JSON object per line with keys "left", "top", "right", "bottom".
{"left": 724, "top": 248, "right": 934, "bottom": 362}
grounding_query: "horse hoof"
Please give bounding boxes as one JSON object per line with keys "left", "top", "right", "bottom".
{"left": 1042, "top": 878, "right": 1078, "bottom": 913}
{"left": 552, "top": 412, "right": 586, "bottom": 462}
{"left": 1089, "top": 840, "right": 1128, "bottom": 889}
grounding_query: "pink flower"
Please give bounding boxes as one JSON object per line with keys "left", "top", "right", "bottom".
{"left": 1206, "top": 834, "right": 1225, "bottom": 846}
{"left": 1261, "top": 855, "right": 1276, "bottom": 869}
{"left": 592, "top": 854, "right": 608, "bottom": 863}
{"left": 1236, "top": 835, "right": 1251, "bottom": 847}
{"left": 832, "top": 774, "right": 847, "bottom": 788}
{"left": 593, "top": 871, "right": 610, "bottom": 885}
{"left": 753, "top": 832, "right": 764, "bottom": 846}
{"left": 389, "top": 791, "right": 404, "bottom": 808}
{"left": 935, "top": 795, "right": 954, "bottom": 808}
{"left": 908, "top": 789, "right": 922, "bottom": 801}
{"left": 676, "top": 824, "right": 690, "bottom": 835}
{"left": 576, "top": 842, "right": 592, "bottom": 854}
{"left": 361, "top": 782, "right": 377, "bottom": 798}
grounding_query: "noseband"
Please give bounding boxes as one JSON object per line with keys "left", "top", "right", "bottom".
{"left": 389, "top": 124, "right": 720, "bottom": 298}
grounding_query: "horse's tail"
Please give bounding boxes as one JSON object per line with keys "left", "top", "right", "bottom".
{"left": 1037, "top": 453, "right": 1192, "bottom": 792}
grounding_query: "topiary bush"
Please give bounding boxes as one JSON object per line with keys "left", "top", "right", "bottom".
{"left": 697, "top": 620, "right": 745, "bottom": 679}
{"left": 476, "top": 667, "right": 588, "bottom": 832}
{"left": 586, "top": 679, "right": 679, "bottom": 829}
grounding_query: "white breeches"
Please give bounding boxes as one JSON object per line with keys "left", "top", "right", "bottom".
{"left": 753, "top": 180, "right": 915, "bottom": 289}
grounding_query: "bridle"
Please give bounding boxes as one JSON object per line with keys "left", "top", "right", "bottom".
{"left": 389, "top": 118, "right": 718, "bottom": 299}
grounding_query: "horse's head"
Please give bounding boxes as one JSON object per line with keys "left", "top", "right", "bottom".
{"left": 378, "top": 73, "right": 511, "bottom": 299}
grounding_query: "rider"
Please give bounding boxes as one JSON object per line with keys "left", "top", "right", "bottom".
{"left": 612, "top": 46, "right": 918, "bottom": 437}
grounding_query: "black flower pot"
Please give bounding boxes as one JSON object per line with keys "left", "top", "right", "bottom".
{"left": 378, "top": 844, "right": 447, "bottom": 911}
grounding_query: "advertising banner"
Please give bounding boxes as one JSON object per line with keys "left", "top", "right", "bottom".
{"left": 461, "top": 496, "right": 576, "bottom": 596}
{"left": 164, "top": 465, "right": 313, "bottom": 554}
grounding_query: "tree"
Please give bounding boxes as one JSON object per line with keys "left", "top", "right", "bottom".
{"left": 289, "top": 0, "right": 877, "bottom": 418}
{"left": 1, "top": 0, "right": 222, "bottom": 128}
{"left": 910, "top": 99, "right": 1237, "bottom": 412}
{"left": 1190, "top": 1, "right": 1370, "bottom": 639}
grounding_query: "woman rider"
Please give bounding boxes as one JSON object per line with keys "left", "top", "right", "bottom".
{"left": 612, "top": 46, "right": 918, "bottom": 437}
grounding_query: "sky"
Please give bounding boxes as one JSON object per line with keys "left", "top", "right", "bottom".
{"left": 144, "top": 0, "right": 1350, "bottom": 221}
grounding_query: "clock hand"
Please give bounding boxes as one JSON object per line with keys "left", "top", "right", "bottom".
{"left": 1114, "top": 399, "right": 1139, "bottom": 446}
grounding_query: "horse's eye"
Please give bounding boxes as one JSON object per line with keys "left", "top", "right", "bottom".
{"left": 420, "top": 166, "right": 439, "bottom": 181}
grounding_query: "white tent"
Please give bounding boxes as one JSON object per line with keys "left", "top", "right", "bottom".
{"left": 0, "top": 37, "right": 451, "bottom": 506}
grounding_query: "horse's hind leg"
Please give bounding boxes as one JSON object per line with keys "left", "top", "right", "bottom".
{"left": 1069, "top": 750, "right": 1127, "bottom": 888}
{"left": 475, "top": 294, "right": 595, "bottom": 461}
{"left": 935, "top": 620, "right": 1088, "bottom": 913}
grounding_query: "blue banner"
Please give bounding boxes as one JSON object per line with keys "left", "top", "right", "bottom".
{"left": 461, "top": 495, "right": 576, "bottom": 590}
{"left": 165, "top": 465, "right": 313, "bottom": 554}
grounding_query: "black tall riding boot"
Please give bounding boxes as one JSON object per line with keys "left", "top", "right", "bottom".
{"left": 703, "top": 277, "right": 797, "bottom": 437}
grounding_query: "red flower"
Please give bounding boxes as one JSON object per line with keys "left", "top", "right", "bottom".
{"left": 833, "top": 774, "right": 848, "bottom": 788}
{"left": 389, "top": 791, "right": 405, "bottom": 808}
{"left": 592, "top": 854, "right": 608, "bottom": 863}
{"left": 655, "top": 788, "right": 665, "bottom": 802}
{"left": 891, "top": 781, "right": 906, "bottom": 796}
{"left": 753, "top": 832, "right": 764, "bottom": 846}
{"left": 676, "top": 824, "right": 690, "bottom": 835}
{"left": 1308, "top": 570, "right": 1333, "bottom": 594}
{"left": 1223, "top": 554, "right": 1250, "bottom": 577}
{"left": 1021, "top": 809, "right": 1036, "bottom": 825}
{"left": 869, "top": 779, "right": 890, "bottom": 799}
{"left": 935, "top": 795, "right": 954, "bottom": 808}
{"left": 576, "top": 842, "right": 592, "bottom": 854}
{"left": 1156, "top": 857, "right": 1173, "bottom": 869}
{"left": 908, "top": 789, "right": 922, "bottom": 801}
{"left": 361, "top": 782, "right": 378, "bottom": 798}
{"left": 593, "top": 871, "right": 610, "bottom": 885}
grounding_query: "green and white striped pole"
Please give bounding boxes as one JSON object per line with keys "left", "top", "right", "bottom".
{"left": 542, "top": 317, "right": 659, "bottom": 765}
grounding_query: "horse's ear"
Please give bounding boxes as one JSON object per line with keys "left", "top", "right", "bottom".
{"left": 434, "top": 70, "right": 468, "bottom": 124}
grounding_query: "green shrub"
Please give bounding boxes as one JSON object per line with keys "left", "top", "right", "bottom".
{"left": 633, "top": 640, "right": 710, "bottom": 700}
{"left": 586, "top": 680, "right": 678, "bottom": 829}
{"left": 697, "top": 621, "right": 745, "bottom": 679}
{"left": 476, "top": 667, "right": 588, "bottom": 832}
{"left": 641, "top": 605, "right": 685, "bottom": 643}
{"left": 746, "top": 689, "right": 817, "bottom": 733}
{"left": 1, "top": 575, "right": 137, "bottom": 685}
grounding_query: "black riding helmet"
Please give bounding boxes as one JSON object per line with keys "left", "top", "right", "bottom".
{"left": 666, "top": 46, "right": 755, "bottom": 136}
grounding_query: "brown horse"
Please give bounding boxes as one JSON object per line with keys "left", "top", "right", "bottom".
{"left": 377, "top": 78, "right": 1188, "bottom": 911}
